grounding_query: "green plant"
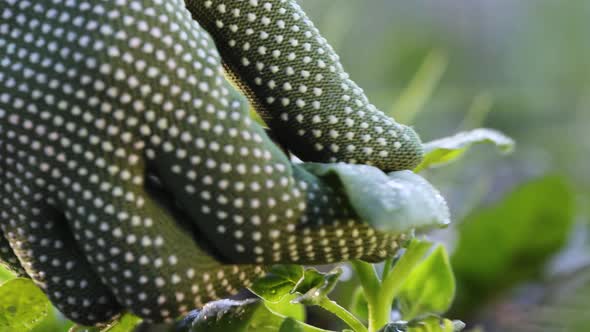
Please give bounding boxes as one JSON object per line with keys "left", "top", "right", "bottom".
{"left": 169, "top": 128, "right": 512, "bottom": 332}
{"left": 0, "top": 36, "right": 517, "bottom": 330}
{"left": 0, "top": 124, "right": 512, "bottom": 332}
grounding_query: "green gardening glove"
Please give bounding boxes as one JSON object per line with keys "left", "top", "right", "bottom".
{"left": 0, "top": 0, "right": 432, "bottom": 326}
{"left": 185, "top": 0, "right": 424, "bottom": 170}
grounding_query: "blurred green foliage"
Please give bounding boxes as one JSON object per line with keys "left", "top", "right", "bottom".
{"left": 398, "top": 246, "right": 455, "bottom": 320}
{"left": 300, "top": 0, "right": 590, "bottom": 190}
{"left": 451, "top": 176, "right": 575, "bottom": 317}
{"left": 299, "top": 1, "right": 589, "bottom": 330}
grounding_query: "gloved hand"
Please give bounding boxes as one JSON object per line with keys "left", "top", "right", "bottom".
{"left": 0, "top": 0, "right": 423, "bottom": 326}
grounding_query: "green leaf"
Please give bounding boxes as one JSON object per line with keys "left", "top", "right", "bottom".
{"left": 279, "top": 318, "right": 304, "bottom": 332}
{"left": 69, "top": 325, "right": 100, "bottom": 332}
{"left": 290, "top": 269, "right": 325, "bottom": 298}
{"left": 188, "top": 299, "right": 264, "bottom": 332}
{"left": 0, "top": 278, "right": 50, "bottom": 331}
{"left": 249, "top": 265, "right": 304, "bottom": 303}
{"left": 263, "top": 293, "right": 306, "bottom": 322}
{"left": 100, "top": 313, "right": 142, "bottom": 332}
{"left": 349, "top": 287, "right": 368, "bottom": 323}
{"left": 302, "top": 164, "right": 450, "bottom": 233}
{"left": 451, "top": 176, "right": 575, "bottom": 316}
{"left": 247, "top": 302, "right": 294, "bottom": 332}
{"left": 69, "top": 313, "right": 140, "bottom": 332}
{"left": 407, "top": 317, "right": 465, "bottom": 332}
{"left": 0, "top": 265, "right": 15, "bottom": 283}
{"left": 398, "top": 246, "right": 455, "bottom": 320}
{"left": 33, "top": 304, "right": 74, "bottom": 332}
{"left": 292, "top": 268, "right": 342, "bottom": 306}
{"left": 250, "top": 304, "right": 330, "bottom": 332}
{"left": 415, "top": 128, "right": 514, "bottom": 172}
{"left": 250, "top": 263, "right": 356, "bottom": 322}
{"left": 367, "top": 239, "right": 433, "bottom": 331}
{"left": 178, "top": 299, "right": 331, "bottom": 332}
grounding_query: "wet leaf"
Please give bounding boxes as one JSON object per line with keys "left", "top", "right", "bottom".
{"left": 302, "top": 164, "right": 450, "bottom": 233}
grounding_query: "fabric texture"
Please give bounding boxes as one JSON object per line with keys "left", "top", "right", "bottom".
{"left": 186, "top": 0, "right": 423, "bottom": 171}
{"left": 0, "top": 0, "right": 421, "bottom": 325}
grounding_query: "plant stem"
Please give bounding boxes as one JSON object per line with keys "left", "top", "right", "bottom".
{"left": 265, "top": 304, "right": 335, "bottom": 332}
{"left": 350, "top": 260, "right": 383, "bottom": 332}
{"left": 319, "top": 297, "right": 368, "bottom": 332}
{"left": 351, "top": 241, "right": 432, "bottom": 332}
{"left": 350, "top": 260, "right": 380, "bottom": 300}
{"left": 381, "top": 257, "right": 394, "bottom": 280}
{"left": 375, "top": 240, "right": 432, "bottom": 330}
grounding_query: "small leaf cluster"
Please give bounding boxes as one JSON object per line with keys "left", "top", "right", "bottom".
{"left": 175, "top": 239, "right": 464, "bottom": 332}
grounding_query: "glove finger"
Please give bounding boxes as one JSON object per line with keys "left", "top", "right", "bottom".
{"left": 1, "top": 0, "right": 402, "bottom": 325}
{"left": 148, "top": 128, "right": 402, "bottom": 266}
{"left": 184, "top": 0, "right": 424, "bottom": 171}
{"left": 288, "top": 165, "right": 404, "bottom": 264}
{"left": 0, "top": 0, "right": 264, "bottom": 323}
{"left": 0, "top": 147, "right": 121, "bottom": 325}
{"left": 0, "top": 87, "right": 266, "bottom": 325}
{"left": 129, "top": 8, "right": 402, "bottom": 266}
{"left": 150, "top": 133, "right": 403, "bottom": 266}
{"left": 0, "top": 109, "right": 24, "bottom": 276}
{"left": 61, "top": 157, "right": 265, "bottom": 323}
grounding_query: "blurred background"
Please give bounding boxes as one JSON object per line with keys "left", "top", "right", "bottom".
{"left": 1, "top": 1, "right": 589, "bottom": 331}
{"left": 298, "top": 0, "right": 590, "bottom": 331}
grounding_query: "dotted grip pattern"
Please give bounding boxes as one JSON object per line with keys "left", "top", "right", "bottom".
{"left": 186, "top": 0, "right": 424, "bottom": 171}
{"left": 0, "top": 0, "right": 421, "bottom": 327}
